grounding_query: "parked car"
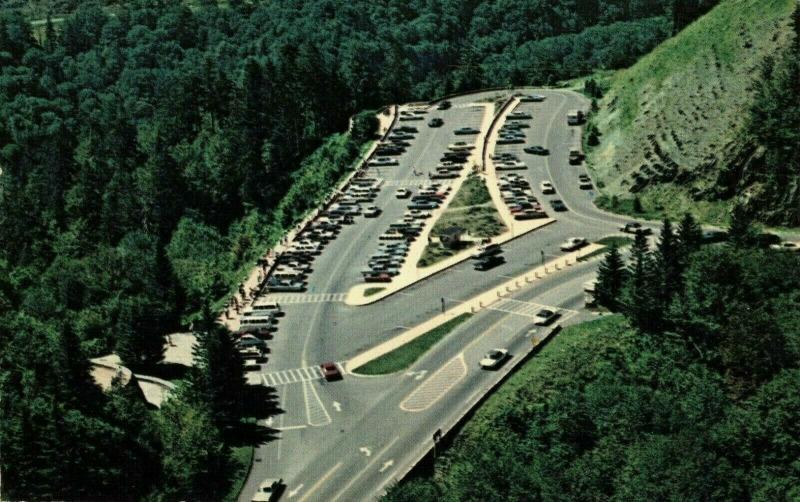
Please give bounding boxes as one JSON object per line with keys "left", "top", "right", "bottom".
{"left": 428, "top": 118, "right": 444, "bottom": 127}
{"left": 479, "top": 349, "right": 509, "bottom": 369}
{"left": 770, "top": 241, "right": 800, "bottom": 252}
{"left": 437, "top": 100, "right": 452, "bottom": 110}
{"left": 320, "top": 362, "right": 342, "bottom": 381}
{"left": 620, "top": 222, "right": 652, "bottom": 235}
{"left": 519, "top": 94, "right": 546, "bottom": 102}
{"left": 252, "top": 478, "right": 283, "bottom": 502}
{"left": 363, "top": 206, "right": 381, "bottom": 218}
{"left": 533, "top": 309, "right": 558, "bottom": 326}
{"left": 395, "top": 188, "right": 412, "bottom": 199}
{"left": 473, "top": 254, "right": 505, "bottom": 271}
{"left": 549, "top": 199, "right": 567, "bottom": 212}
{"left": 568, "top": 148, "right": 584, "bottom": 165}
{"left": 524, "top": 145, "right": 549, "bottom": 155}
{"left": 408, "top": 201, "right": 439, "bottom": 210}
{"left": 540, "top": 181, "right": 555, "bottom": 194}
{"left": 454, "top": 126, "right": 480, "bottom": 135}
{"left": 560, "top": 237, "right": 588, "bottom": 251}
{"left": 363, "top": 272, "right": 392, "bottom": 282}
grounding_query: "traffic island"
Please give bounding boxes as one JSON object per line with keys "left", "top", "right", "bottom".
{"left": 345, "top": 243, "right": 603, "bottom": 372}
{"left": 418, "top": 173, "right": 506, "bottom": 267}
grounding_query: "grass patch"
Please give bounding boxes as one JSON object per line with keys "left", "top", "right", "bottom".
{"left": 364, "top": 287, "right": 385, "bottom": 297}
{"left": 418, "top": 242, "right": 458, "bottom": 268}
{"left": 595, "top": 194, "right": 664, "bottom": 221}
{"left": 449, "top": 173, "right": 492, "bottom": 208}
{"left": 354, "top": 313, "right": 473, "bottom": 375}
{"left": 222, "top": 444, "right": 254, "bottom": 502}
{"left": 418, "top": 175, "right": 506, "bottom": 267}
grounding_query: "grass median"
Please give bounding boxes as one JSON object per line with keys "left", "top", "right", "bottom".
{"left": 353, "top": 313, "right": 473, "bottom": 375}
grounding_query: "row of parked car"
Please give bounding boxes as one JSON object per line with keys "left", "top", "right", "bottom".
{"left": 363, "top": 183, "right": 451, "bottom": 282}
{"left": 497, "top": 109, "right": 531, "bottom": 145}
{"left": 498, "top": 173, "right": 549, "bottom": 220}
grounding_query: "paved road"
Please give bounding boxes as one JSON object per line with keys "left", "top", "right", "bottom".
{"left": 239, "top": 89, "right": 650, "bottom": 502}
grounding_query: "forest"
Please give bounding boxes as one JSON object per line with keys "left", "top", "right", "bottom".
{"left": 1, "top": 0, "right": 719, "bottom": 499}
{"left": 386, "top": 215, "right": 800, "bottom": 501}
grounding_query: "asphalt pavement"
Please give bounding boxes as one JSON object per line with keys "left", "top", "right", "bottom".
{"left": 239, "top": 89, "right": 651, "bottom": 502}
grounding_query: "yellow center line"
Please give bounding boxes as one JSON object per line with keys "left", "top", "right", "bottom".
{"left": 298, "top": 461, "right": 343, "bottom": 502}
{"left": 331, "top": 436, "right": 401, "bottom": 502}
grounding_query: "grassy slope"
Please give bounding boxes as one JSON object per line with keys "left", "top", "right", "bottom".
{"left": 434, "top": 316, "right": 633, "bottom": 474}
{"left": 589, "top": 0, "right": 795, "bottom": 225}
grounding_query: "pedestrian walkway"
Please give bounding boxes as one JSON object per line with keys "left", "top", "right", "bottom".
{"left": 261, "top": 292, "right": 346, "bottom": 304}
{"left": 382, "top": 179, "right": 454, "bottom": 187}
{"left": 262, "top": 365, "right": 333, "bottom": 387}
{"left": 487, "top": 298, "right": 576, "bottom": 319}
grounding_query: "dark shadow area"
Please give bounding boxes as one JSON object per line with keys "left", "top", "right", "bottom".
{"left": 130, "top": 361, "right": 190, "bottom": 381}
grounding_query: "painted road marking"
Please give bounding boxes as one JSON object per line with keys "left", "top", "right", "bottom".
{"left": 359, "top": 446, "right": 372, "bottom": 457}
{"left": 400, "top": 354, "right": 468, "bottom": 412}
{"left": 287, "top": 484, "right": 304, "bottom": 498}
{"left": 405, "top": 370, "right": 428, "bottom": 380}
{"left": 379, "top": 460, "right": 395, "bottom": 473}
{"left": 302, "top": 378, "right": 332, "bottom": 427}
{"left": 331, "top": 437, "right": 401, "bottom": 502}
{"left": 487, "top": 298, "right": 578, "bottom": 319}
{"left": 258, "top": 293, "right": 346, "bottom": 304}
{"left": 262, "top": 366, "right": 329, "bottom": 387}
{"left": 382, "top": 179, "right": 454, "bottom": 187}
{"left": 297, "top": 461, "right": 343, "bottom": 502}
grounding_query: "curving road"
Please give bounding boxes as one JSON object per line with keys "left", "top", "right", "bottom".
{"left": 238, "top": 89, "right": 653, "bottom": 502}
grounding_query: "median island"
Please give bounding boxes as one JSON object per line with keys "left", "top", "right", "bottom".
{"left": 353, "top": 313, "right": 473, "bottom": 375}
{"left": 418, "top": 174, "right": 506, "bottom": 267}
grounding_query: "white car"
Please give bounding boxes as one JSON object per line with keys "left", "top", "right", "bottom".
{"left": 252, "top": 478, "right": 283, "bottom": 502}
{"left": 395, "top": 188, "right": 412, "bottom": 199}
{"left": 560, "top": 237, "right": 587, "bottom": 252}
{"left": 533, "top": 309, "right": 558, "bottom": 326}
{"left": 479, "top": 349, "right": 509, "bottom": 369}
{"left": 770, "top": 241, "right": 800, "bottom": 252}
{"left": 539, "top": 181, "right": 555, "bottom": 194}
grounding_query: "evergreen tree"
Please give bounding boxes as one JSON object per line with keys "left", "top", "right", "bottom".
{"left": 596, "top": 244, "right": 627, "bottom": 311}
{"left": 621, "top": 231, "right": 662, "bottom": 331}
{"left": 677, "top": 212, "right": 702, "bottom": 256}
{"left": 655, "top": 218, "right": 683, "bottom": 308}
{"left": 189, "top": 302, "right": 247, "bottom": 426}
{"left": 727, "top": 203, "right": 756, "bottom": 247}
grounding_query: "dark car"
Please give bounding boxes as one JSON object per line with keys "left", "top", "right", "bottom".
{"left": 524, "top": 146, "right": 549, "bottom": 155}
{"left": 549, "top": 199, "right": 567, "bottom": 211}
{"left": 473, "top": 255, "right": 505, "bottom": 271}
{"left": 437, "top": 100, "right": 452, "bottom": 110}
{"left": 428, "top": 118, "right": 444, "bottom": 127}
{"left": 620, "top": 222, "right": 652, "bottom": 235}
{"left": 320, "top": 362, "right": 342, "bottom": 381}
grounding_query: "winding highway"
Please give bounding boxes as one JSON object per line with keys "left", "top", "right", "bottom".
{"left": 239, "top": 88, "right": 653, "bottom": 502}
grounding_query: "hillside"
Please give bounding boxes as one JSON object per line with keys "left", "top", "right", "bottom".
{"left": 588, "top": 0, "right": 797, "bottom": 226}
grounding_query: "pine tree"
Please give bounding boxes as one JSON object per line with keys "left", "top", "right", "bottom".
{"left": 596, "top": 244, "right": 627, "bottom": 311}
{"left": 655, "top": 218, "right": 683, "bottom": 308}
{"left": 727, "top": 203, "right": 756, "bottom": 247}
{"left": 189, "top": 302, "right": 247, "bottom": 426}
{"left": 677, "top": 212, "right": 702, "bottom": 256}
{"left": 621, "top": 232, "right": 662, "bottom": 332}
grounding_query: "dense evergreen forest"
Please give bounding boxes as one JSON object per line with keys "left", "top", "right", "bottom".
{"left": 1, "top": 0, "right": 719, "bottom": 499}
{"left": 387, "top": 215, "right": 800, "bottom": 500}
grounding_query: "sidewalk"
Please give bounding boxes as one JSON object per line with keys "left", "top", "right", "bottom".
{"left": 345, "top": 243, "right": 603, "bottom": 372}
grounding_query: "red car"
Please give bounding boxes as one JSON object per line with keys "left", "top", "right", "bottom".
{"left": 321, "top": 362, "right": 342, "bottom": 381}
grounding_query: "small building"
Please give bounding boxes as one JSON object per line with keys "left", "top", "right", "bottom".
{"left": 440, "top": 225, "right": 465, "bottom": 249}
